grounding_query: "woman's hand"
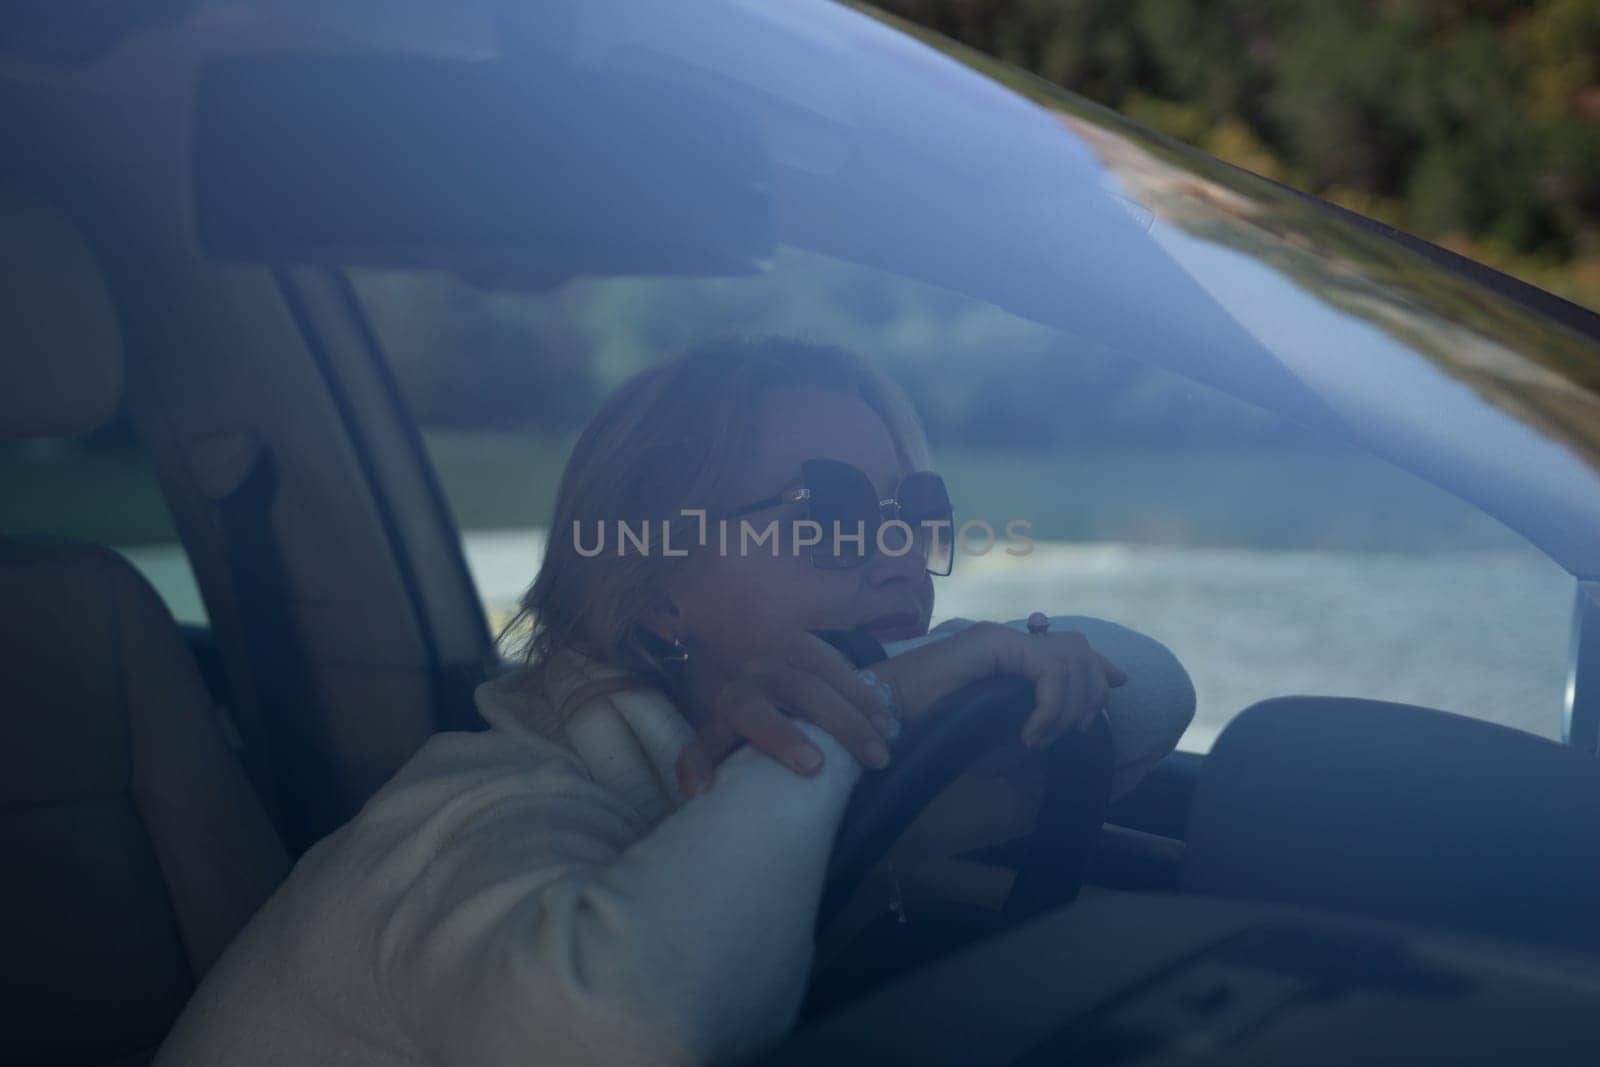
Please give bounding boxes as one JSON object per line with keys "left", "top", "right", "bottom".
{"left": 992, "top": 624, "right": 1130, "bottom": 746}
{"left": 873, "top": 621, "right": 1129, "bottom": 749}
{"left": 674, "top": 632, "right": 897, "bottom": 799}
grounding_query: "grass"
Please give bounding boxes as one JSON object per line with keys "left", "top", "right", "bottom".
{"left": 4, "top": 433, "right": 1526, "bottom": 555}
{"left": 0, "top": 444, "right": 182, "bottom": 546}
{"left": 424, "top": 433, "right": 1526, "bottom": 553}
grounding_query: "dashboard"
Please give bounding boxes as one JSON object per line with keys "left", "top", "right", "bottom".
{"left": 766, "top": 892, "right": 1600, "bottom": 1065}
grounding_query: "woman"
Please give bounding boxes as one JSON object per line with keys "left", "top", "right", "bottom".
{"left": 158, "top": 337, "right": 1191, "bottom": 1067}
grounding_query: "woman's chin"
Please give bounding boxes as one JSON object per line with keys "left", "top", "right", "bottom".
{"left": 862, "top": 614, "right": 927, "bottom": 644}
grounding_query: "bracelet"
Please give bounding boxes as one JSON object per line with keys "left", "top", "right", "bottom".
{"left": 857, "top": 668, "right": 903, "bottom": 740}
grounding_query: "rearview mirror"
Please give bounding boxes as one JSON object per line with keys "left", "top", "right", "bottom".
{"left": 194, "top": 54, "right": 777, "bottom": 284}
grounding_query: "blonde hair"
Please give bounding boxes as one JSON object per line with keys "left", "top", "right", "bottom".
{"left": 509, "top": 336, "right": 929, "bottom": 718}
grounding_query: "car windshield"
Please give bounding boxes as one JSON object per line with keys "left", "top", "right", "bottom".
{"left": 326, "top": 0, "right": 1600, "bottom": 751}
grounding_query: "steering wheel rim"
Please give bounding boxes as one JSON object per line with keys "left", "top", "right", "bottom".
{"left": 817, "top": 674, "right": 1115, "bottom": 935}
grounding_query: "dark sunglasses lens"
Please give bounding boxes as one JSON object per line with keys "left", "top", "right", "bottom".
{"left": 801, "top": 459, "right": 877, "bottom": 568}
{"left": 900, "top": 472, "right": 954, "bottom": 575}
{"left": 899, "top": 472, "right": 951, "bottom": 522}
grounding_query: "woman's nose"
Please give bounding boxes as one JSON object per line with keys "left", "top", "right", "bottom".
{"left": 864, "top": 537, "right": 927, "bottom": 587}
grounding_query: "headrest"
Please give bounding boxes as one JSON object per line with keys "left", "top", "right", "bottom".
{"left": 0, "top": 189, "right": 123, "bottom": 437}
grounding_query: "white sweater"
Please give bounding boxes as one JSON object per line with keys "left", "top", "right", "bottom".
{"left": 155, "top": 616, "right": 1193, "bottom": 1067}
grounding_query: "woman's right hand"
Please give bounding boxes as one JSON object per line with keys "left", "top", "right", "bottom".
{"left": 674, "top": 632, "right": 898, "bottom": 799}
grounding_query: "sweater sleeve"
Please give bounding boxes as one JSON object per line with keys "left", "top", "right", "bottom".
{"left": 373, "top": 721, "right": 861, "bottom": 1067}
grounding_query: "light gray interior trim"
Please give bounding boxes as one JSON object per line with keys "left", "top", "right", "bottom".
{"left": 1564, "top": 580, "right": 1600, "bottom": 754}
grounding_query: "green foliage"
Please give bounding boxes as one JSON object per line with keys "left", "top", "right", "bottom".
{"left": 342, "top": 5, "right": 1598, "bottom": 464}
{"left": 872, "top": 0, "right": 1600, "bottom": 309}
{"left": 355, "top": 271, "right": 602, "bottom": 433}
{"left": 352, "top": 251, "right": 1313, "bottom": 455}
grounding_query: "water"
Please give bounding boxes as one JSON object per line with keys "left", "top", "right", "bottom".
{"left": 451, "top": 528, "right": 1576, "bottom": 752}
{"left": 120, "top": 531, "right": 1573, "bottom": 753}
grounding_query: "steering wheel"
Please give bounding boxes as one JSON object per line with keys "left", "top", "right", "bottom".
{"left": 816, "top": 673, "right": 1115, "bottom": 936}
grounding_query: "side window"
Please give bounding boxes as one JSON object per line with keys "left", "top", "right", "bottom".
{"left": 0, "top": 411, "right": 207, "bottom": 624}
{"left": 349, "top": 254, "right": 1573, "bottom": 751}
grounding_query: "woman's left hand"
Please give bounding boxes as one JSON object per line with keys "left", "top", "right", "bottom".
{"left": 872, "top": 621, "right": 1128, "bottom": 749}
{"left": 990, "top": 624, "right": 1130, "bottom": 747}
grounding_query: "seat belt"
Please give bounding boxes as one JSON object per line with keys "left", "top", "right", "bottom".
{"left": 209, "top": 441, "right": 323, "bottom": 852}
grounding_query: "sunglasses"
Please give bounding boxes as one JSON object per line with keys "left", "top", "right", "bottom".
{"left": 727, "top": 458, "right": 955, "bottom": 575}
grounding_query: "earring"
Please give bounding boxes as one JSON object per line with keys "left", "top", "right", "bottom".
{"left": 664, "top": 635, "right": 689, "bottom": 664}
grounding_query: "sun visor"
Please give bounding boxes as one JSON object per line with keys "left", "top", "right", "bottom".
{"left": 193, "top": 54, "right": 777, "bottom": 283}
{"left": 554, "top": 0, "right": 1348, "bottom": 436}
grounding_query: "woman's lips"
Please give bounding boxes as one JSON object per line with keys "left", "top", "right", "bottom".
{"left": 863, "top": 611, "right": 924, "bottom": 642}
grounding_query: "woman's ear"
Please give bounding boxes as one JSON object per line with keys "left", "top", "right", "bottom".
{"left": 638, "top": 595, "right": 681, "bottom": 643}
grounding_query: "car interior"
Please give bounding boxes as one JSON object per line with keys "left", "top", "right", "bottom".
{"left": 6, "top": 3, "right": 1600, "bottom": 1066}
